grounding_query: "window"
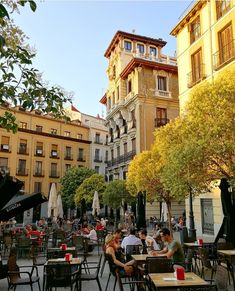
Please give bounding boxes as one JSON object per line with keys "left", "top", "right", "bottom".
{"left": 51, "top": 163, "right": 57, "bottom": 176}
{"left": 150, "top": 46, "right": 157, "bottom": 57}
{"left": 218, "top": 23, "right": 233, "bottom": 66}
{"left": 20, "top": 122, "right": 27, "bottom": 129}
{"left": 77, "top": 133, "right": 83, "bottom": 139}
{"left": 51, "top": 128, "right": 57, "bottom": 135}
{"left": 34, "top": 182, "right": 42, "bottom": 193}
{"left": 64, "top": 131, "right": 70, "bottom": 137}
{"left": 156, "top": 108, "right": 168, "bottom": 127}
{"left": 65, "top": 146, "right": 72, "bottom": 159}
{"left": 127, "top": 79, "right": 132, "bottom": 94}
{"left": 36, "top": 125, "right": 43, "bottom": 132}
{"left": 117, "top": 146, "right": 120, "bottom": 158}
{"left": 201, "top": 199, "right": 214, "bottom": 235}
{"left": 137, "top": 43, "right": 144, "bottom": 54}
{"left": 19, "top": 139, "right": 27, "bottom": 154}
{"left": 112, "top": 65, "right": 116, "bottom": 78}
{"left": 216, "top": 0, "right": 231, "bottom": 19}
{"left": 95, "top": 149, "right": 100, "bottom": 161}
{"left": 78, "top": 148, "right": 84, "bottom": 161}
{"left": 1, "top": 136, "right": 10, "bottom": 151}
{"left": 111, "top": 149, "right": 114, "bottom": 160}
{"left": 35, "top": 161, "right": 43, "bottom": 175}
{"left": 124, "top": 142, "right": 127, "bottom": 156}
{"left": 124, "top": 40, "right": 132, "bottom": 51}
{"left": 191, "top": 49, "right": 203, "bottom": 84}
{"left": 0, "top": 157, "right": 8, "bottom": 172}
{"left": 95, "top": 166, "right": 99, "bottom": 174}
{"left": 112, "top": 92, "right": 115, "bottom": 106}
{"left": 95, "top": 133, "right": 101, "bottom": 143}
{"left": 132, "top": 138, "right": 136, "bottom": 152}
{"left": 157, "top": 76, "right": 167, "bottom": 91}
{"left": 116, "top": 86, "right": 120, "bottom": 101}
{"left": 106, "top": 135, "right": 108, "bottom": 145}
{"left": 51, "top": 144, "right": 58, "bottom": 157}
{"left": 36, "top": 142, "right": 43, "bottom": 155}
{"left": 65, "top": 164, "right": 71, "bottom": 171}
{"left": 105, "top": 150, "right": 108, "bottom": 162}
{"left": 18, "top": 159, "right": 26, "bottom": 174}
{"left": 189, "top": 16, "right": 201, "bottom": 44}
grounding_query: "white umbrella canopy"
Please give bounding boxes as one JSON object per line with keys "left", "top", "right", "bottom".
{"left": 48, "top": 183, "right": 58, "bottom": 219}
{"left": 92, "top": 191, "right": 100, "bottom": 216}
{"left": 57, "top": 194, "right": 64, "bottom": 219}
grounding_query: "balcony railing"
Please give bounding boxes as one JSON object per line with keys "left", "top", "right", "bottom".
{"left": 0, "top": 144, "right": 11, "bottom": 152}
{"left": 64, "top": 154, "right": 73, "bottom": 161}
{"left": 94, "top": 157, "right": 102, "bottom": 163}
{"left": 18, "top": 147, "right": 29, "bottom": 155}
{"left": 107, "top": 150, "right": 136, "bottom": 167}
{"left": 187, "top": 63, "right": 206, "bottom": 88}
{"left": 33, "top": 170, "right": 45, "bottom": 177}
{"left": 213, "top": 40, "right": 235, "bottom": 70}
{"left": 16, "top": 168, "right": 28, "bottom": 176}
{"left": 155, "top": 90, "right": 172, "bottom": 98}
{"left": 77, "top": 156, "right": 86, "bottom": 162}
{"left": 49, "top": 171, "right": 60, "bottom": 178}
{"left": 50, "top": 151, "right": 59, "bottom": 158}
{"left": 35, "top": 149, "right": 44, "bottom": 157}
{"left": 0, "top": 166, "right": 10, "bottom": 174}
{"left": 155, "top": 118, "right": 169, "bottom": 128}
{"left": 94, "top": 139, "right": 103, "bottom": 145}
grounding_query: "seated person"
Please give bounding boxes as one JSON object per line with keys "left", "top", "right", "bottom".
{"left": 84, "top": 225, "right": 97, "bottom": 241}
{"left": 95, "top": 220, "right": 105, "bottom": 231}
{"left": 151, "top": 228, "right": 185, "bottom": 265}
{"left": 105, "top": 234, "right": 134, "bottom": 276}
{"left": 81, "top": 222, "right": 90, "bottom": 235}
{"left": 121, "top": 227, "right": 141, "bottom": 252}
{"left": 139, "top": 229, "right": 160, "bottom": 252}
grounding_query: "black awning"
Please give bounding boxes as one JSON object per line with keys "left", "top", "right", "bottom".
{"left": 0, "top": 192, "right": 47, "bottom": 221}
{"left": 0, "top": 175, "right": 24, "bottom": 211}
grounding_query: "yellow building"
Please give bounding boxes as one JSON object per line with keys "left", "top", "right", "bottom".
{"left": 171, "top": 0, "right": 235, "bottom": 237}
{"left": 0, "top": 105, "right": 91, "bottom": 222}
{"left": 100, "top": 31, "right": 183, "bottom": 218}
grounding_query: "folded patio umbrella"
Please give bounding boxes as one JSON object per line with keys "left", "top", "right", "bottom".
{"left": 0, "top": 175, "right": 24, "bottom": 211}
{"left": 0, "top": 192, "right": 47, "bottom": 221}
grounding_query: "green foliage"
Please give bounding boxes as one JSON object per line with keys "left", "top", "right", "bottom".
{"left": 103, "top": 180, "right": 133, "bottom": 209}
{"left": 60, "top": 167, "right": 95, "bottom": 209}
{"left": 0, "top": 1, "right": 71, "bottom": 132}
{"left": 74, "top": 174, "right": 106, "bottom": 205}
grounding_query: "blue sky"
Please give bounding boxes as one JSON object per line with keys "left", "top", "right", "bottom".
{"left": 13, "top": 0, "right": 191, "bottom": 117}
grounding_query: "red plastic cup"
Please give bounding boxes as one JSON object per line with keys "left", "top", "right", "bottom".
{"left": 176, "top": 267, "right": 185, "bottom": 280}
{"left": 65, "top": 253, "right": 71, "bottom": 262}
{"left": 61, "top": 244, "right": 67, "bottom": 250}
{"left": 197, "top": 239, "right": 203, "bottom": 246}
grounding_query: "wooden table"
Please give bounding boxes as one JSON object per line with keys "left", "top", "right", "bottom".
{"left": 149, "top": 272, "right": 209, "bottom": 289}
{"left": 132, "top": 254, "right": 152, "bottom": 264}
{"left": 218, "top": 249, "right": 235, "bottom": 290}
{"left": 47, "top": 247, "right": 77, "bottom": 258}
{"left": 46, "top": 257, "right": 82, "bottom": 265}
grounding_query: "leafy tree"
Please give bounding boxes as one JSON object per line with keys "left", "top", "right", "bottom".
{"left": 0, "top": 1, "right": 72, "bottom": 132}
{"left": 103, "top": 180, "right": 134, "bottom": 213}
{"left": 74, "top": 174, "right": 106, "bottom": 205}
{"left": 60, "top": 167, "right": 95, "bottom": 209}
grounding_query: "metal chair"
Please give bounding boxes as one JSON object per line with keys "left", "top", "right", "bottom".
{"left": 125, "top": 244, "right": 141, "bottom": 262}
{"left": 145, "top": 256, "right": 174, "bottom": 273}
{"left": 80, "top": 254, "right": 102, "bottom": 291}
{"left": 44, "top": 261, "right": 79, "bottom": 291}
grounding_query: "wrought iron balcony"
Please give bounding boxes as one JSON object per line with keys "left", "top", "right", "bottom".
{"left": 213, "top": 40, "right": 235, "bottom": 70}
{"left": 64, "top": 154, "right": 73, "bottom": 161}
{"left": 187, "top": 63, "right": 206, "bottom": 88}
{"left": 107, "top": 150, "right": 136, "bottom": 167}
{"left": 33, "top": 170, "right": 45, "bottom": 177}
{"left": 94, "top": 157, "right": 102, "bottom": 163}
{"left": 50, "top": 151, "right": 59, "bottom": 158}
{"left": 16, "top": 168, "right": 28, "bottom": 176}
{"left": 77, "top": 156, "right": 86, "bottom": 162}
{"left": 49, "top": 171, "right": 60, "bottom": 178}
{"left": 155, "top": 90, "right": 172, "bottom": 98}
{"left": 154, "top": 118, "right": 169, "bottom": 128}
{"left": 35, "top": 149, "right": 44, "bottom": 157}
{"left": 18, "top": 147, "right": 29, "bottom": 155}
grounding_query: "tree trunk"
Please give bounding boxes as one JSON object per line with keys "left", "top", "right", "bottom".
{"left": 166, "top": 201, "right": 173, "bottom": 234}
